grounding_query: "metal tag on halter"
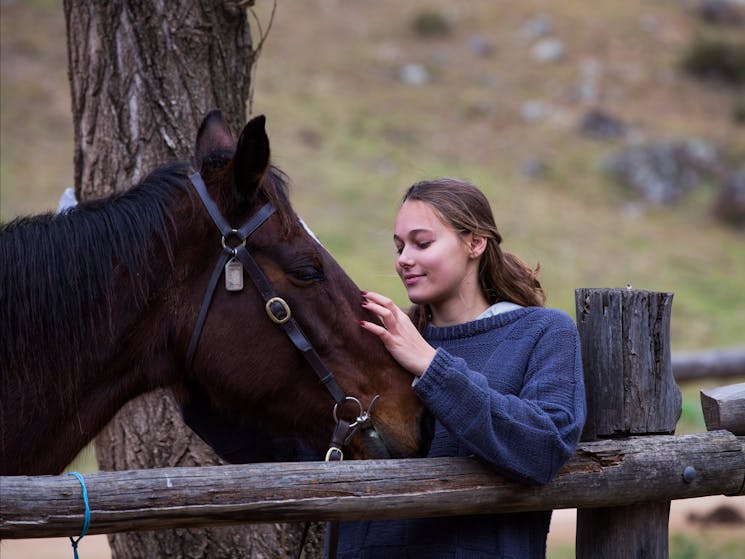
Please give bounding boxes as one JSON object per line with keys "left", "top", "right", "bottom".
{"left": 225, "top": 257, "right": 244, "bottom": 291}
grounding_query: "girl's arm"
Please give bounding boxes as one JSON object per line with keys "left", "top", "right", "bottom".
{"left": 360, "top": 292, "right": 585, "bottom": 485}
{"left": 414, "top": 318, "right": 585, "bottom": 485}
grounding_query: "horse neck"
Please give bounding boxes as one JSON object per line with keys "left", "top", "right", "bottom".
{"left": 0, "top": 187, "right": 184, "bottom": 474}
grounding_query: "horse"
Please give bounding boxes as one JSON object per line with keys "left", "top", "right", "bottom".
{"left": 0, "top": 110, "right": 433, "bottom": 476}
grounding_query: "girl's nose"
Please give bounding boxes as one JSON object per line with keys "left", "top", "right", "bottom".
{"left": 397, "top": 247, "right": 414, "bottom": 268}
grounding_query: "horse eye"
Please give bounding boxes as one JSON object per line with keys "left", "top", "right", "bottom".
{"left": 288, "top": 266, "right": 324, "bottom": 285}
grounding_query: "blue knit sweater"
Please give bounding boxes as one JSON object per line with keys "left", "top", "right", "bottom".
{"left": 336, "top": 306, "right": 586, "bottom": 558}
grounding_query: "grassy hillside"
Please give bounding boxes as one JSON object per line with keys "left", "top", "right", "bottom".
{"left": 2, "top": 0, "right": 744, "bottom": 353}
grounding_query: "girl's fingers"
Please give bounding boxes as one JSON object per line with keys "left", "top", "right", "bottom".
{"left": 362, "top": 291, "right": 393, "bottom": 308}
{"left": 360, "top": 294, "right": 436, "bottom": 376}
{"left": 362, "top": 292, "right": 401, "bottom": 324}
{"left": 359, "top": 319, "right": 387, "bottom": 337}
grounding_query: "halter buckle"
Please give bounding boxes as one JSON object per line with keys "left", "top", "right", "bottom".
{"left": 265, "top": 297, "right": 291, "bottom": 324}
{"left": 324, "top": 446, "right": 344, "bottom": 462}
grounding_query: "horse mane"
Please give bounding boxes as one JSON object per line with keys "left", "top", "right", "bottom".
{"left": 259, "top": 165, "right": 295, "bottom": 236}
{"left": 0, "top": 159, "right": 296, "bottom": 416}
{"left": 0, "top": 162, "right": 192, "bottom": 411}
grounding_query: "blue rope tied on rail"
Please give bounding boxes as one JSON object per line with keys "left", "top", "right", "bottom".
{"left": 67, "top": 471, "right": 91, "bottom": 559}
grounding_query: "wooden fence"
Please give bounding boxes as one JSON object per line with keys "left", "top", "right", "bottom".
{"left": 2, "top": 288, "right": 744, "bottom": 558}
{"left": 1, "top": 431, "right": 743, "bottom": 539}
{"left": 673, "top": 346, "right": 745, "bottom": 381}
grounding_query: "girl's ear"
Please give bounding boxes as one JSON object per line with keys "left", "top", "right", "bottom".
{"left": 468, "top": 234, "right": 488, "bottom": 259}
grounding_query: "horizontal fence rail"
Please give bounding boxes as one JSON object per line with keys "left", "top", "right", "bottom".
{"left": 673, "top": 346, "right": 745, "bottom": 381}
{"left": 1, "top": 431, "right": 743, "bottom": 539}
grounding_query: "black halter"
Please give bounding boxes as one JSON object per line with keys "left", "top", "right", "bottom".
{"left": 186, "top": 172, "right": 374, "bottom": 461}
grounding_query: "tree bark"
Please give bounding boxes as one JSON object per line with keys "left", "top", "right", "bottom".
{"left": 64, "top": 0, "right": 252, "bottom": 195}
{"left": 63, "top": 1, "right": 322, "bottom": 556}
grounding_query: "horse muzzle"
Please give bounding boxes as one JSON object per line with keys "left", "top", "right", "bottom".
{"left": 338, "top": 395, "right": 433, "bottom": 460}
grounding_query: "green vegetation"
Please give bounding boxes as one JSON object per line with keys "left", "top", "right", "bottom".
{"left": 547, "top": 544, "right": 574, "bottom": 559}
{"left": 410, "top": 9, "right": 453, "bottom": 38}
{"left": 682, "top": 34, "right": 745, "bottom": 86}
{"left": 670, "top": 533, "right": 745, "bottom": 559}
{"left": 733, "top": 95, "right": 745, "bottom": 123}
{"left": 678, "top": 384, "right": 706, "bottom": 434}
{"left": 548, "top": 535, "right": 745, "bottom": 559}
{"left": 4, "top": 2, "right": 745, "bottom": 353}
{"left": 242, "top": 1, "right": 745, "bottom": 353}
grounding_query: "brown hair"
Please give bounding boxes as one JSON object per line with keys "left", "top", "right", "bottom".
{"left": 402, "top": 178, "right": 545, "bottom": 330}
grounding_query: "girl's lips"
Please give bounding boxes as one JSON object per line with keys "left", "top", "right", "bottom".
{"left": 404, "top": 274, "right": 424, "bottom": 286}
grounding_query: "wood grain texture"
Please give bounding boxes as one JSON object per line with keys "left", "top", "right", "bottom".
{"left": 575, "top": 288, "right": 681, "bottom": 440}
{"left": 2, "top": 431, "right": 743, "bottom": 539}
{"left": 702, "top": 382, "right": 745, "bottom": 435}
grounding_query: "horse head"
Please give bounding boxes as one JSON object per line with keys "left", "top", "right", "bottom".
{"left": 0, "top": 110, "right": 432, "bottom": 475}
{"left": 171, "top": 110, "right": 433, "bottom": 461}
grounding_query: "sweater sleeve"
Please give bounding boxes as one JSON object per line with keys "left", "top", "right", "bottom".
{"left": 412, "top": 312, "right": 586, "bottom": 485}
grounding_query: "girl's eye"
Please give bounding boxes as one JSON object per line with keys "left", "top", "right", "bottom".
{"left": 396, "top": 241, "right": 432, "bottom": 255}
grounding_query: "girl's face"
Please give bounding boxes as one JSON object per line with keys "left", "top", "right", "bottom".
{"left": 394, "top": 200, "right": 484, "bottom": 316}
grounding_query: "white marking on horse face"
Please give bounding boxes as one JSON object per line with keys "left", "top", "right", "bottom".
{"left": 299, "top": 217, "right": 323, "bottom": 247}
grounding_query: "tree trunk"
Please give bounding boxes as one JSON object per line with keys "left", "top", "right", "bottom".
{"left": 63, "top": 1, "right": 322, "bottom": 556}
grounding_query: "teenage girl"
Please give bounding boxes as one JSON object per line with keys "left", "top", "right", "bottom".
{"left": 337, "top": 178, "right": 586, "bottom": 559}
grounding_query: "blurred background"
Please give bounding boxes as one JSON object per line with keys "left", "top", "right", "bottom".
{"left": 1, "top": 0, "right": 743, "bottom": 557}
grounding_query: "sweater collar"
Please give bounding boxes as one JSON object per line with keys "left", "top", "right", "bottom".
{"left": 424, "top": 305, "right": 533, "bottom": 341}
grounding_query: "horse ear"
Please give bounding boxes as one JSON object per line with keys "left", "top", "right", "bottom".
{"left": 194, "top": 109, "right": 235, "bottom": 170}
{"left": 234, "top": 115, "right": 270, "bottom": 192}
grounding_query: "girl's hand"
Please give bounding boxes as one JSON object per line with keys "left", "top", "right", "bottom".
{"left": 360, "top": 291, "right": 436, "bottom": 376}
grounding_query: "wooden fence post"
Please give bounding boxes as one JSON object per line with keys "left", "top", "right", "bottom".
{"left": 701, "top": 383, "right": 745, "bottom": 435}
{"left": 574, "top": 288, "right": 682, "bottom": 559}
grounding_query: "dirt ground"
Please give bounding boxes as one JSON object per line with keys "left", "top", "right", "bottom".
{"left": 2, "top": 495, "right": 742, "bottom": 558}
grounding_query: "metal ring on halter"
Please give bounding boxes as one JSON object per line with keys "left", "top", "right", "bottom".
{"left": 342, "top": 395, "right": 381, "bottom": 445}
{"left": 333, "top": 396, "right": 365, "bottom": 429}
{"left": 221, "top": 229, "right": 247, "bottom": 250}
{"left": 334, "top": 395, "right": 381, "bottom": 429}
{"left": 265, "top": 297, "right": 292, "bottom": 324}
{"left": 356, "top": 394, "right": 380, "bottom": 428}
